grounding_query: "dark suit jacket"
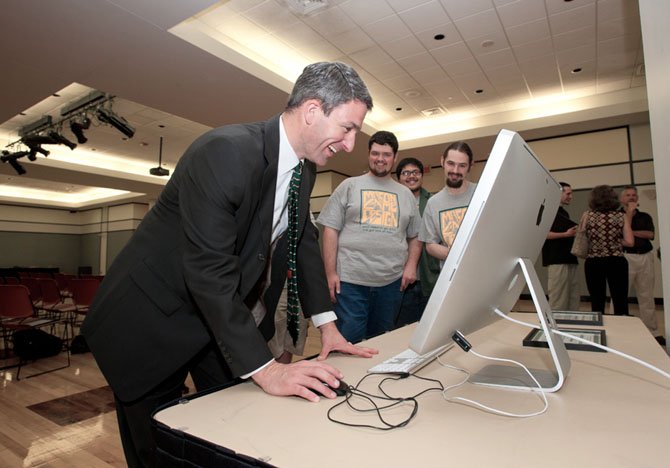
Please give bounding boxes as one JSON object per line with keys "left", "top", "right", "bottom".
{"left": 81, "top": 115, "right": 331, "bottom": 402}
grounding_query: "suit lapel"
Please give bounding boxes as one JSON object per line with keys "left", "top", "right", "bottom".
{"left": 257, "top": 115, "right": 281, "bottom": 250}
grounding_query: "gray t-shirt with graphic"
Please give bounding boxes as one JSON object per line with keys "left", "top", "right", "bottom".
{"left": 420, "top": 182, "right": 477, "bottom": 248}
{"left": 317, "top": 174, "right": 421, "bottom": 287}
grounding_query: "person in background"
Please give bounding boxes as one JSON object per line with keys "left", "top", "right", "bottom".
{"left": 420, "top": 141, "right": 477, "bottom": 263}
{"left": 581, "top": 185, "right": 634, "bottom": 315}
{"left": 394, "top": 157, "right": 441, "bottom": 326}
{"left": 619, "top": 186, "right": 663, "bottom": 345}
{"left": 542, "top": 182, "right": 580, "bottom": 311}
{"left": 318, "top": 131, "right": 422, "bottom": 343}
{"left": 82, "top": 62, "right": 377, "bottom": 468}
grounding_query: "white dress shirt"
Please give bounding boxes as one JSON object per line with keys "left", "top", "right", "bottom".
{"left": 242, "top": 115, "right": 336, "bottom": 378}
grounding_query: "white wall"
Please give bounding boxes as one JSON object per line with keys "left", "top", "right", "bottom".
{"left": 639, "top": 0, "right": 670, "bottom": 347}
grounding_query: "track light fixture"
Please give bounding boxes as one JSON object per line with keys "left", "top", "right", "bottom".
{"left": 96, "top": 108, "right": 135, "bottom": 138}
{"left": 1, "top": 150, "right": 29, "bottom": 175}
{"left": 69, "top": 116, "right": 91, "bottom": 144}
{"left": 48, "top": 131, "right": 77, "bottom": 150}
{"left": 6, "top": 90, "right": 137, "bottom": 175}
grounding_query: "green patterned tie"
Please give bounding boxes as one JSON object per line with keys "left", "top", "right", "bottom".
{"left": 286, "top": 161, "right": 303, "bottom": 345}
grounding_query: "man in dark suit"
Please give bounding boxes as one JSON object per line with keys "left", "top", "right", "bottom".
{"left": 82, "top": 62, "right": 377, "bottom": 467}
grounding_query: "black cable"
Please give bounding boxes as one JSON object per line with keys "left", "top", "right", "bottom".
{"left": 326, "top": 372, "right": 445, "bottom": 430}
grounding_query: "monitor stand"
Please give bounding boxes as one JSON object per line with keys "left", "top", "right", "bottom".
{"left": 469, "top": 257, "right": 571, "bottom": 393}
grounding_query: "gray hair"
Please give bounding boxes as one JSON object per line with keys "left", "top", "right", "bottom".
{"left": 286, "top": 62, "right": 373, "bottom": 115}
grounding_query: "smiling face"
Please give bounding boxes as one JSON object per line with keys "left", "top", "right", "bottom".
{"left": 560, "top": 185, "right": 573, "bottom": 205}
{"left": 299, "top": 99, "right": 368, "bottom": 167}
{"left": 442, "top": 149, "right": 471, "bottom": 188}
{"left": 398, "top": 163, "right": 423, "bottom": 193}
{"left": 368, "top": 142, "right": 397, "bottom": 177}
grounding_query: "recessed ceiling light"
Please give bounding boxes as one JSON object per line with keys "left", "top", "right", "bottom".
{"left": 158, "top": 124, "right": 165, "bottom": 128}
{"left": 395, "top": 107, "right": 403, "bottom": 111}
{"left": 571, "top": 67, "right": 582, "bottom": 74}
{"left": 475, "top": 89, "right": 484, "bottom": 94}
{"left": 140, "top": 142, "right": 149, "bottom": 147}
{"left": 404, "top": 90, "right": 421, "bottom": 98}
{"left": 481, "top": 39, "right": 495, "bottom": 48}
{"left": 434, "top": 34, "right": 445, "bottom": 40}
{"left": 52, "top": 93, "right": 61, "bottom": 97}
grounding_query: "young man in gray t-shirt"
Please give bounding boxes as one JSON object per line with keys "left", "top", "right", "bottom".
{"left": 420, "top": 141, "right": 477, "bottom": 264}
{"left": 318, "top": 131, "right": 421, "bottom": 343}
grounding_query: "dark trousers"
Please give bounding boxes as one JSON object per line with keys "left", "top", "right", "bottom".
{"left": 395, "top": 281, "right": 429, "bottom": 327}
{"left": 584, "top": 256, "right": 629, "bottom": 315}
{"left": 114, "top": 343, "right": 235, "bottom": 468}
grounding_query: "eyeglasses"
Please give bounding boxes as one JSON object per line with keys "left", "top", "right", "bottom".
{"left": 400, "top": 169, "right": 422, "bottom": 177}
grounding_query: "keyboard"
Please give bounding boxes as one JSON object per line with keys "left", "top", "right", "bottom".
{"left": 367, "top": 343, "right": 453, "bottom": 374}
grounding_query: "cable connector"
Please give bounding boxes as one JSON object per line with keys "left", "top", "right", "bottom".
{"left": 452, "top": 331, "right": 472, "bottom": 352}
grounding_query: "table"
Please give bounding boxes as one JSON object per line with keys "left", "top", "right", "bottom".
{"left": 154, "top": 314, "right": 670, "bottom": 467}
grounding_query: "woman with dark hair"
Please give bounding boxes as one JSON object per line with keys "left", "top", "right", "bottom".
{"left": 581, "top": 185, "right": 634, "bottom": 315}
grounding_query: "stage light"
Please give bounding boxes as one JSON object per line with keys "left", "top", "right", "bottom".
{"left": 69, "top": 117, "right": 91, "bottom": 144}
{"left": 48, "top": 131, "right": 77, "bottom": 150}
{"left": 97, "top": 108, "right": 135, "bottom": 138}
{"left": 21, "top": 134, "right": 58, "bottom": 146}
{"left": 1, "top": 150, "right": 29, "bottom": 175}
{"left": 27, "top": 144, "right": 50, "bottom": 161}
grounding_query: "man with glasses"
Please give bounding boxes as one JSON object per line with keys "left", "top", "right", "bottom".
{"left": 395, "top": 157, "right": 441, "bottom": 326}
{"left": 420, "top": 141, "right": 477, "bottom": 263}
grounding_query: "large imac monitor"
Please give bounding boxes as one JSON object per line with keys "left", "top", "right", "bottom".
{"left": 410, "top": 129, "right": 570, "bottom": 391}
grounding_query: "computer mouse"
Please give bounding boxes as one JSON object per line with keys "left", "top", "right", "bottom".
{"left": 315, "top": 380, "right": 350, "bottom": 397}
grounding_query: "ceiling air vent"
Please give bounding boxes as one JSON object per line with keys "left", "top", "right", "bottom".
{"left": 283, "top": 0, "right": 329, "bottom": 16}
{"left": 421, "top": 107, "right": 445, "bottom": 117}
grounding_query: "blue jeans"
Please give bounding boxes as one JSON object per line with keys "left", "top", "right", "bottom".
{"left": 335, "top": 279, "right": 404, "bottom": 343}
{"left": 395, "top": 281, "right": 429, "bottom": 327}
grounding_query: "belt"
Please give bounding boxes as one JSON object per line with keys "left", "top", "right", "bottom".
{"left": 624, "top": 249, "right": 652, "bottom": 255}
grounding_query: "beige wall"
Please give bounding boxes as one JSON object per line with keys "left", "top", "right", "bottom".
{"left": 1, "top": 124, "right": 661, "bottom": 299}
{"left": 311, "top": 124, "right": 663, "bottom": 300}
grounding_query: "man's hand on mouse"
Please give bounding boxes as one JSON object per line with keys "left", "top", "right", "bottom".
{"left": 251, "top": 360, "right": 346, "bottom": 402}
{"left": 316, "top": 322, "right": 378, "bottom": 361}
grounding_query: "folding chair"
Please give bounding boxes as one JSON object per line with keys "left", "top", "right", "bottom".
{"left": 0, "top": 284, "right": 70, "bottom": 379}
{"left": 37, "top": 278, "right": 76, "bottom": 345}
{"left": 54, "top": 273, "right": 74, "bottom": 299}
{"left": 19, "top": 277, "right": 44, "bottom": 310}
{"left": 69, "top": 278, "right": 100, "bottom": 334}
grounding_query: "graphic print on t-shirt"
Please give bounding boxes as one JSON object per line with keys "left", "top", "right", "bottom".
{"left": 439, "top": 206, "right": 468, "bottom": 246}
{"left": 360, "top": 190, "right": 399, "bottom": 232}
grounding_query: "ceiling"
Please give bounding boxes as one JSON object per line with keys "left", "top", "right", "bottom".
{"left": 0, "top": 0, "right": 649, "bottom": 209}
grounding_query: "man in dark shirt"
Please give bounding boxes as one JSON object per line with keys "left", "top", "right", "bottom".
{"left": 542, "top": 182, "right": 580, "bottom": 310}
{"left": 620, "top": 186, "right": 661, "bottom": 341}
{"left": 395, "top": 157, "right": 441, "bottom": 326}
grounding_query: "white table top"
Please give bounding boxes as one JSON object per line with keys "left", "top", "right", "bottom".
{"left": 155, "top": 314, "right": 670, "bottom": 468}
